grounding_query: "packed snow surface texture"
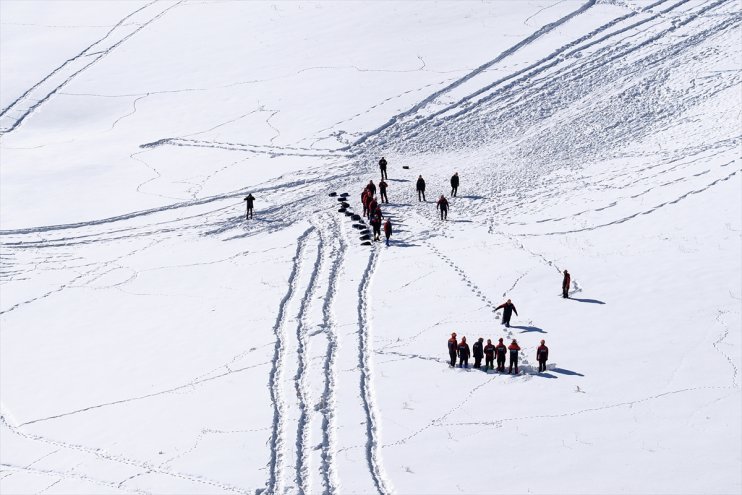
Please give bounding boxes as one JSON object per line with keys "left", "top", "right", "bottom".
{"left": 1, "top": 0, "right": 741, "bottom": 494}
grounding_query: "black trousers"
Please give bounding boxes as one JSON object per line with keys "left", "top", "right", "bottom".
{"left": 497, "top": 357, "right": 505, "bottom": 371}
{"left": 562, "top": 287, "right": 569, "bottom": 298}
{"left": 503, "top": 314, "right": 512, "bottom": 327}
{"left": 485, "top": 356, "right": 494, "bottom": 369}
{"left": 449, "top": 351, "right": 457, "bottom": 366}
{"left": 459, "top": 356, "right": 469, "bottom": 368}
{"left": 418, "top": 190, "right": 426, "bottom": 201}
{"left": 373, "top": 225, "right": 381, "bottom": 240}
{"left": 439, "top": 208, "right": 447, "bottom": 220}
{"left": 473, "top": 356, "right": 482, "bottom": 368}
{"left": 380, "top": 191, "right": 388, "bottom": 203}
{"left": 451, "top": 187, "right": 457, "bottom": 197}
{"left": 509, "top": 356, "right": 518, "bottom": 374}
{"left": 246, "top": 207, "right": 253, "bottom": 219}
{"left": 539, "top": 360, "right": 547, "bottom": 372}
{"left": 380, "top": 168, "right": 387, "bottom": 180}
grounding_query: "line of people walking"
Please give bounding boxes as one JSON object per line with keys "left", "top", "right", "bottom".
{"left": 361, "top": 179, "right": 393, "bottom": 246}
{"left": 448, "top": 332, "right": 549, "bottom": 374}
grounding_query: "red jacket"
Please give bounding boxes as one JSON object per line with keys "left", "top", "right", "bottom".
{"left": 483, "top": 344, "right": 496, "bottom": 357}
{"left": 384, "top": 220, "right": 392, "bottom": 236}
{"left": 508, "top": 343, "right": 521, "bottom": 352}
{"left": 448, "top": 337, "right": 457, "bottom": 352}
{"left": 437, "top": 197, "right": 449, "bottom": 210}
{"left": 563, "top": 273, "right": 571, "bottom": 290}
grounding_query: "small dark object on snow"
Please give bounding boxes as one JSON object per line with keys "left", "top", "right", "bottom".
{"left": 338, "top": 208, "right": 346, "bottom": 213}
{"left": 341, "top": 202, "right": 349, "bottom": 208}
{"left": 402, "top": 165, "right": 410, "bottom": 169}
{"left": 360, "top": 229, "right": 371, "bottom": 236}
{"left": 361, "top": 241, "right": 372, "bottom": 246}
{"left": 337, "top": 198, "right": 346, "bottom": 202}
{"left": 351, "top": 214, "right": 361, "bottom": 221}
{"left": 352, "top": 224, "right": 364, "bottom": 230}
{"left": 360, "top": 234, "right": 371, "bottom": 241}
{"left": 344, "top": 210, "right": 353, "bottom": 216}
{"left": 329, "top": 192, "right": 337, "bottom": 197}
{"left": 339, "top": 192, "right": 349, "bottom": 197}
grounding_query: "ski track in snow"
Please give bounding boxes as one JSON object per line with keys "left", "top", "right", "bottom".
{"left": 356, "top": 247, "right": 392, "bottom": 495}
{"left": 316, "top": 220, "right": 347, "bottom": 495}
{"left": 265, "top": 227, "right": 314, "bottom": 495}
{"left": 1, "top": 0, "right": 740, "bottom": 492}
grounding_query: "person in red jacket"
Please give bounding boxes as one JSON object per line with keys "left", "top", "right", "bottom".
{"left": 447, "top": 332, "right": 458, "bottom": 367}
{"left": 367, "top": 180, "right": 377, "bottom": 196}
{"left": 562, "top": 270, "right": 571, "bottom": 298}
{"left": 361, "top": 189, "right": 370, "bottom": 217}
{"left": 457, "top": 336, "right": 471, "bottom": 368}
{"left": 367, "top": 197, "right": 378, "bottom": 219}
{"left": 508, "top": 339, "right": 521, "bottom": 374}
{"left": 537, "top": 339, "right": 549, "bottom": 372}
{"left": 436, "top": 195, "right": 449, "bottom": 221}
{"left": 495, "top": 338, "right": 507, "bottom": 372}
{"left": 383, "top": 219, "right": 392, "bottom": 246}
{"left": 483, "top": 339, "right": 496, "bottom": 371}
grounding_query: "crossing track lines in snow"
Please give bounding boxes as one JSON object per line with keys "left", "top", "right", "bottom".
{"left": 0, "top": 1, "right": 185, "bottom": 135}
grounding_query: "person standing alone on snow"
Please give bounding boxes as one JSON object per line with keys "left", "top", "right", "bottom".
{"left": 379, "top": 179, "right": 388, "bottom": 204}
{"left": 495, "top": 299, "right": 518, "bottom": 327}
{"left": 448, "top": 332, "right": 458, "bottom": 367}
{"left": 472, "top": 337, "right": 484, "bottom": 368}
{"left": 484, "top": 339, "right": 496, "bottom": 370}
{"left": 416, "top": 175, "right": 426, "bottom": 202}
{"left": 495, "top": 338, "right": 507, "bottom": 372}
{"left": 243, "top": 193, "right": 255, "bottom": 220}
{"left": 379, "top": 157, "right": 388, "bottom": 180}
{"left": 384, "top": 218, "right": 392, "bottom": 246}
{"left": 562, "top": 270, "right": 571, "bottom": 298}
{"left": 537, "top": 339, "right": 549, "bottom": 372}
{"left": 508, "top": 339, "right": 521, "bottom": 374}
{"left": 436, "top": 195, "right": 449, "bottom": 221}
{"left": 458, "top": 336, "right": 470, "bottom": 368}
{"left": 450, "top": 172, "right": 459, "bottom": 197}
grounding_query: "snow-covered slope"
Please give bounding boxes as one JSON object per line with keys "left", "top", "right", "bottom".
{"left": 1, "top": 1, "right": 740, "bottom": 494}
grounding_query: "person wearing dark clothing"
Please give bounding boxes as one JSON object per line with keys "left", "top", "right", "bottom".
{"left": 384, "top": 219, "right": 392, "bottom": 246}
{"left": 562, "top": 270, "right": 571, "bottom": 298}
{"left": 416, "top": 175, "right": 426, "bottom": 202}
{"left": 367, "top": 198, "right": 378, "bottom": 219}
{"left": 450, "top": 172, "right": 459, "bottom": 197}
{"left": 447, "top": 333, "right": 458, "bottom": 367}
{"left": 495, "top": 338, "right": 507, "bottom": 372}
{"left": 243, "top": 194, "right": 255, "bottom": 219}
{"left": 379, "top": 157, "right": 388, "bottom": 180}
{"left": 458, "top": 336, "right": 470, "bottom": 368}
{"left": 370, "top": 214, "right": 382, "bottom": 241}
{"left": 436, "top": 195, "right": 449, "bottom": 221}
{"left": 484, "top": 339, "right": 496, "bottom": 371}
{"left": 537, "top": 339, "right": 549, "bottom": 372}
{"left": 361, "top": 189, "right": 370, "bottom": 217}
{"left": 495, "top": 299, "right": 518, "bottom": 327}
{"left": 472, "top": 337, "right": 484, "bottom": 369}
{"left": 367, "top": 180, "right": 376, "bottom": 196}
{"left": 508, "top": 339, "right": 521, "bottom": 374}
{"left": 379, "top": 180, "right": 388, "bottom": 203}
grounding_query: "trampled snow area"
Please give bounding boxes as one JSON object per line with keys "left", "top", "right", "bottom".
{"left": 1, "top": 0, "right": 741, "bottom": 493}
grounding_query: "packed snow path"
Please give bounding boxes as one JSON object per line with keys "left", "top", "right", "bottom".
{"left": 1, "top": 1, "right": 740, "bottom": 494}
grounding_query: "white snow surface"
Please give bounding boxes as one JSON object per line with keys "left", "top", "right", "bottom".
{"left": 1, "top": 1, "right": 741, "bottom": 494}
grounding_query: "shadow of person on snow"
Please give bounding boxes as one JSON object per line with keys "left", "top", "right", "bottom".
{"left": 551, "top": 367, "right": 585, "bottom": 377}
{"left": 511, "top": 325, "right": 547, "bottom": 333}
{"left": 568, "top": 296, "right": 606, "bottom": 304}
{"left": 457, "top": 195, "right": 484, "bottom": 200}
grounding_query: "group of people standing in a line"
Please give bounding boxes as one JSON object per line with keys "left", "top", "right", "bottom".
{"left": 448, "top": 333, "right": 549, "bottom": 374}
{"left": 361, "top": 177, "right": 393, "bottom": 246}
